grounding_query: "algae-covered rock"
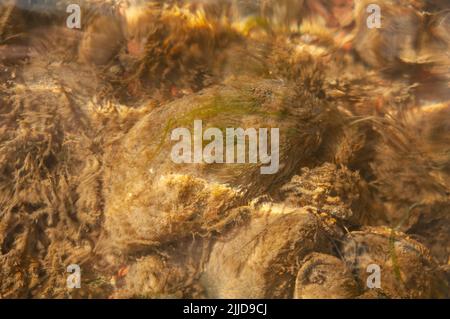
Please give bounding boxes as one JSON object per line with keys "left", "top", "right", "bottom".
{"left": 103, "top": 173, "right": 247, "bottom": 252}
{"left": 294, "top": 253, "right": 360, "bottom": 299}
{"left": 200, "top": 205, "right": 335, "bottom": 298}
{"left": 281, "top": 163, "right": 375, "bottom": 225}
{"left": 342, "top": 227, "right": 448, "bottom": 299}
{"left": 103, "top": 78, "right": 340, "bottom": 252}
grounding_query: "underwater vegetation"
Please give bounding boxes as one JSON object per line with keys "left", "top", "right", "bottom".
{"left": 0, "top": 0, "right": 449, "bottom": 298}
